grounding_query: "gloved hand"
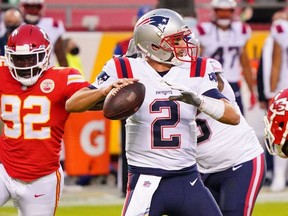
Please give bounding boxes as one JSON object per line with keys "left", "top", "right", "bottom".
{"left": 169, "top": 91, "right": 204, "bottom": 107}
{"left": 166, "top": 82, "right": 203, "bottom": 107}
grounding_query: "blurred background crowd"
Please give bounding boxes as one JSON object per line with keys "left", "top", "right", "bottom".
{"left": 0, "top": 0, "right": 288, "bottom": 198}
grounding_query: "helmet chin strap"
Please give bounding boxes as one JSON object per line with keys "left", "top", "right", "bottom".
{"left": 161, "top": 54, "right": 182, "bottom": 66}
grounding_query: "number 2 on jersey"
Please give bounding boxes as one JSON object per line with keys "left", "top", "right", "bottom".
{"left": 150, "top": 99, "right": 180, "bottom": 148}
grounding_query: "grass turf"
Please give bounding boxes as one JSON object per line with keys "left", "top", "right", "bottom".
{"left": 1, "top": 202, "right": 288, "bottom": 216}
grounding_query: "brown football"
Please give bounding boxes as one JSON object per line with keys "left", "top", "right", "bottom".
{"left": 103, "top": 82, "right": 146, "bottom": 120}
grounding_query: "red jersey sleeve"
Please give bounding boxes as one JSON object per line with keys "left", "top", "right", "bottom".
{"left": 63, "top": 67, "right": 90, "bottom": 99}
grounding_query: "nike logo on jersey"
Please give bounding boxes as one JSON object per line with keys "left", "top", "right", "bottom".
{"left": 34, "top": 194, "right": 45, "bottom": 198}
{"left": 232, "top": 165, "right": 243, "bottom": 171}
{"left": 190, "top": 178, "right": 198, "bottom": 186}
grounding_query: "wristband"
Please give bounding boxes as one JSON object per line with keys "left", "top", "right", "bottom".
{"left": 198, "top": 96, "right": 225, "bottom": 120}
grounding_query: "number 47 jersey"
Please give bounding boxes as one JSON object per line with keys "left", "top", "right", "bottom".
{"left": 93, "top": 57, "right": 222, "bottom": 175}
{"left": 193, "top": 21, "right": 251, "bottom": 83}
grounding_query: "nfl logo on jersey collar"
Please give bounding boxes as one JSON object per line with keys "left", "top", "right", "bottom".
{"left": 40, "top": 79, "right": 55, "bottom": 93}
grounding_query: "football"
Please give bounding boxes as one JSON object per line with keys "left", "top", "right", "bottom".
{"left": 103, "top": 82, "right": 146, "bottom": 120}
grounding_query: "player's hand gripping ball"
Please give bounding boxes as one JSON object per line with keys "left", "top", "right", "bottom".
{"left": 103, "top": 82, "right": 146, "bottom": 120}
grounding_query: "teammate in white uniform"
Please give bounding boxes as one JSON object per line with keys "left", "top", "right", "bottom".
{"left": 270, "top": 16, "right": 288, "bottom": 95}
{"left": 193, "top": 0, "right": 255, "bottom": 115}
{"left": 66, "top": 8, "right": 240, "bottom": 216}
{"left": 20, "top": 0, "right": 68, "bottom": 67}
{"left": 196, "top": 70, "right": 265, "bottom": 215}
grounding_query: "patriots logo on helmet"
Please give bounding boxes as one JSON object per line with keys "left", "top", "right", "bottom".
{"left": 136, "top": 16, "right": 170, "bottom": 33}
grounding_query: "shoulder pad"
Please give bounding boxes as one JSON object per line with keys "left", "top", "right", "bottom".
{"left": 207, "top": 58, "right": 223, "bottom": 73}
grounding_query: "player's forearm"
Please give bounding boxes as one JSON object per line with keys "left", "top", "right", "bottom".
{"left": 66, "top": 78, "right": 138, "bottom": 112}
{"left": 240, "top": 50, "right": 254, "bottom": 93}
{"left": 270, "top": 40, "right": 281, "bottom": 92}
{"left": 199, "top": 97, "right": 240, "bottom": 125}
{"left": 243, "top": 69, "right": 254, "bottom": 93}
{"left": 65, "top": 87, "right": 106, "bottom": 112}
{"left": 270, "top": 66, "right": 280, "bottom": 92}
{"left": 168, "top": 88, "right": 240, "bottom": 125}
{"left": 217, "top": 99, "right": 240, "bottom": 125}
{"left": 55, "top": 37, "right": 68, "bottom": 67}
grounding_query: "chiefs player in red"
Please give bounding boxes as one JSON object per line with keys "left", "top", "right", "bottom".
{"left": 264, "top": 88, "right": 288, "bottom": 159}
{"left": 0, "top": 24, "right": 130, "bottom": 216}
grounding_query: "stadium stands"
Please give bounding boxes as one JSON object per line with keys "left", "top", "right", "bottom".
{"left": 44, "top": 0, "right": 270, "bottom": 31}
{"left": 44, "top": 0, "right": 158, "bottom": 31}
{"left": 44, "top": 0, "right": 213, "bottom": 31}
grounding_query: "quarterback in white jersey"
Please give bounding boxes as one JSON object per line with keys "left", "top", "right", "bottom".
{"left": 193, "top": 0, "right": 255, "bottom": 114}
{"left": 96, "top": 57, "right": 221, "bottom": 170}
{"left": 20, "top": 0, "right": 68, "bottom": 67}
{"left": 196, "top": 71, "right": 265, "bottom": 215}
{"left": 66, "top": 8, "right": 240, "bottom": 216}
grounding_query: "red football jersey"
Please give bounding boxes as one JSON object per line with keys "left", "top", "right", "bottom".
{"left": 0, "top": 64, "right": 89, "bottom": 182}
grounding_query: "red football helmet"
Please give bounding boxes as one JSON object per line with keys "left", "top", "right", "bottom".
{"left": 20, "top": 0, "right": 45, "bottom": 24}
{"left": 264, "top": 89, "right": 288, "bottom": 158}
{"left": 5, "top": 24, "right": 51, "bottom": 86}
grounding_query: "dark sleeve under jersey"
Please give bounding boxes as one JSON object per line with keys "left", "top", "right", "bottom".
{"left": 203, "top": 88, "right": 228, "bottom": 100}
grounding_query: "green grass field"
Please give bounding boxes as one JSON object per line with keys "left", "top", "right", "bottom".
{"left": 1, "top": 202, "right": 288, "bottom": 216}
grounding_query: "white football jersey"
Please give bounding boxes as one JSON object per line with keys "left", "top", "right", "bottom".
{"left": 196, "top": 74, "right": 264, "bottom": 173}
{"left": 37, "top": 17, "right": 66, "bottom": 66}
{"left": 92, "top": 57, "right": 221, "bottom": 171}
{"left": 0, "top": 21, "right": 6, "bottom": 38}
{"left": 270, "top": 19, "right": 288, "bottom": 93}
{"left": 261, "top": 35, "right": 275, "bottom": 99}
{"left": 193, "top": 21, "right": 251, "bottom": 83}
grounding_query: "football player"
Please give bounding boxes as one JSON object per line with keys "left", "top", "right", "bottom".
{"left": 264, "top": 89, "right": 288, "bottom": 158}
{"left": 264, "top": 88, "right": 288, "bottom": 192}
{"left": 66, "top": 8, "right": 240, "bottom": 215}
{"left": 20, "top": 0, "right": 68, "bottom": 67}
{"left": 196, "top": 66, "right": 265, "bottom": 216}
{"left": 0, "top": 24, "right": 124, "bottom": 216}
{"left": 193, "top": 0, "right": 256, "bottom": 115}
{"left": 269, "top": 11, "right": 288, "bottom": 104}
